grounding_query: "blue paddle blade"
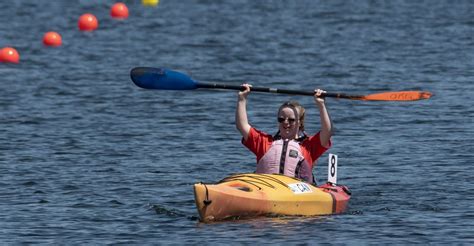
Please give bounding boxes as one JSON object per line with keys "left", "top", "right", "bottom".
{"left": 130, "top": 67, "right": 198, "bottom": 90}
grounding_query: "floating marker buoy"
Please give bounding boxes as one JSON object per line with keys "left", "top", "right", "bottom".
{"left": 142, "top": 0, "right": 159, "bottom": 7}
{"left": 111, "top": 2, "right": 129, "bottom": 19}
{"left": 43, "top": 31, "right": 62, "bottom": 47}
{"left": 0, "top": 47, "right": 20, "bottom": 63}
{"left": 78, "top": 13, "right": 99, "bottom": 31}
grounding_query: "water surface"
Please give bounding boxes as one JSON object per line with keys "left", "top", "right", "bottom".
{"left": 1, "top": 0, "right": 473, "bottom": 244}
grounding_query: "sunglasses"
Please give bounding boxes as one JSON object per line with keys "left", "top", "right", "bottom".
{"left": 277, "top": 117, "right": 296, "bottom": 124}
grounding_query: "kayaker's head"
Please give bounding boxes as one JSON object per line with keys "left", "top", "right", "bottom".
{"left": 277, "top": 101, "right": 305, "bottom": 140}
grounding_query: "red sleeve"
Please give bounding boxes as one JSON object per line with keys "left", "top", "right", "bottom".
{"left": 301, "top": 131, "right": 331, "bottom": 167}
{"left": 241, "top": 127, "right": 273, "bottom": 162}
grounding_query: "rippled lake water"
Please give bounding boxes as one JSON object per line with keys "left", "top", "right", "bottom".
{"left": 1, "top": 0, "right": 473, "bottom": 244}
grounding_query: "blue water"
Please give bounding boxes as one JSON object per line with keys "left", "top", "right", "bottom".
{"left": 1, "top": 0, "right": 473, "bottom": 244}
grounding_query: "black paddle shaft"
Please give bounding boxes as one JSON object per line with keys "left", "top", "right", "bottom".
{"left": 197, "top": 82, "right": 360, "bottom": 99}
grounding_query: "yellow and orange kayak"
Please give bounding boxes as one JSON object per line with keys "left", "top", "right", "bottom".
{"left": 193, "top": 173, "right": 351, "bottom": 222}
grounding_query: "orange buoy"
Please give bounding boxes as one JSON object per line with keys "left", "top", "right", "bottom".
{"left": 0, "top": 47, "right": 20, "bottom": 63}
{"left": 43, "top": 31, "right": 62, "bottom": 47}
{"left": 110, "top": 3, "right": 129, "bottom": 19}
{"left": 78, "top": 13, "right": 99, "bottom": 31}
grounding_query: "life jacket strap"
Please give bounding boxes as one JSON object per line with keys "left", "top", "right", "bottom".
{"left": 279, "top": 140, "right": 289, "bottom": 174}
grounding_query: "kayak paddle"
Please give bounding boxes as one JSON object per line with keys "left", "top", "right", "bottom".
{"left": 130, "top": 67, "right": 432, "bottom": 101}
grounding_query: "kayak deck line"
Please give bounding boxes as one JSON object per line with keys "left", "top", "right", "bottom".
{"left": 217, "top": 173, "right": 300, "bottom": 190}
{"left": 197, "top": 182, "right": 213, "bottom": 206}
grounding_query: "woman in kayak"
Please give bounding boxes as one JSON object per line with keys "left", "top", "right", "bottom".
{"left": 236, "top": 84, "right": 332, "bottom": 184}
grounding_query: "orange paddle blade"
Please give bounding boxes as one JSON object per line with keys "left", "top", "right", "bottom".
{"left": 360, "top": 91, "right": 433, "bottom": 101}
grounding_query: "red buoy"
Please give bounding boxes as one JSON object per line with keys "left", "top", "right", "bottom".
{"left": 0, "top": 47, "right": 20, "bottom": 63}
{"left": 111, "top": 3, "right": 129, "bottom": 19}
{"left": 78, "top": 13, "right": 99, "bottom": 31}
{"left": 43, "top": 31, "right": 62, "bottom": 47}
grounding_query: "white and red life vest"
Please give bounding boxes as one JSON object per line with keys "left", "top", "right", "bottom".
{"left": 256, "top": 139, "right": 314, "bottom": 183}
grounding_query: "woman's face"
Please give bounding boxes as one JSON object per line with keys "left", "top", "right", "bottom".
{"left": 277, "top": 107, "right": 299, "bottom": 140}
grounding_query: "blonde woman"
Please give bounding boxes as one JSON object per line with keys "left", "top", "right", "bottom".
{"left": 236, "top": 84, "right": 332, "bottom": 184}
